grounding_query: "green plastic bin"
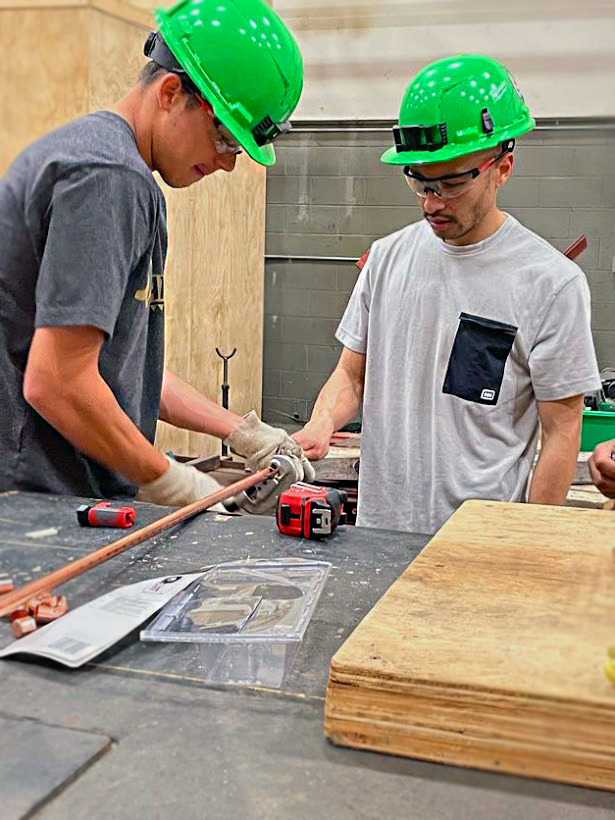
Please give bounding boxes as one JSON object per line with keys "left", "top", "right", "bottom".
{"left": 580, "top": 408, "right": 615, "bottom": 452}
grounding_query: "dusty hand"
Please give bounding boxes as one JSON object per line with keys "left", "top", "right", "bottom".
{"left": 137, "top": 456, "right": 226, "bottom": 510}
{"left": 292, "top": 421, "right": 333, "bottom": 461}
{"left": 224, "top": 410, "right": 315, "bottom": 481}
{"left": 589, "top": 440, "right": 615, "bottom": 498}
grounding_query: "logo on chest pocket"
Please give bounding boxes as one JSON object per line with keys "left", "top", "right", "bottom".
{"left": 443, "top": 312, "right": 517, "bottom": 405}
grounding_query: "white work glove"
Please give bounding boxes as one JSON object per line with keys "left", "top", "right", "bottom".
{"left": 137, "top": 457, "right": 227, "bottom": 511}
{"left": 224, "top": 411, "right": 316, "bottom": 482}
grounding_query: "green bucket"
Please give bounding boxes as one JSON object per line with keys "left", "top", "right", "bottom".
{"left": 580, "top": 408, "right": 615, "bottom": 452}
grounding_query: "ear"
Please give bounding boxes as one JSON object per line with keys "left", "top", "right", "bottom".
{"left": 495, "top": 152, "right": 514, "bottom": 188}
{"left": 157, "top": 72, "right": 185, "bottom": 113}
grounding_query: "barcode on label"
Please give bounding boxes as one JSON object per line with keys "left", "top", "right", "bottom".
{"left": 48, "top": 637, "right": 91, "bottom": 656}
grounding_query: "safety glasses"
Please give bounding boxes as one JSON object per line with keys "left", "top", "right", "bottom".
{"left": 403, "top": 142, "right": 513, "bottom": 200}
{"left": 212, "top": 117, "right": 243, "bottom": 156}
{"left": 193, "top": 94, "right": 243, "bottom": 156}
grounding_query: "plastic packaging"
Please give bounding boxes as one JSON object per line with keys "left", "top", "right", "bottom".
{"left": 141, "top": 559, "right": 331, "bottom": 688}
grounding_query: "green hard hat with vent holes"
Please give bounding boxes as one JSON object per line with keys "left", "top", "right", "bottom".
{"left": 151, "top": 0, "right": 303, "bottom": 166}
{"left": 381, "top": 54, "right": 535, "bottom": 167}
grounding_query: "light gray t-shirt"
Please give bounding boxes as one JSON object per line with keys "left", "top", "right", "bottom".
{"left": 0, "top": 111, "right": 167, "bottom": 498}
{"left": 336, "top": 215, "right": 600, "bottom": 535}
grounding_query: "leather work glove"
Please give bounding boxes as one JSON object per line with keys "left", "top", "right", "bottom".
{"left": 224, "top": 411, "right": 316, "bottom": 482}
{"left": 137, "top": 456, "right": 227, "bottom": 510}
{"left": 137, "top": 455, "right": 302, "bottom": 515}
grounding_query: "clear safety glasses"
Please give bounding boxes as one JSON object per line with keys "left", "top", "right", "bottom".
{"left": 403, "top": 143, "right": 512, "bottom": 200}
{"left": 194, "top": 93, "right": 243, "bottom": 156}
{"left": 212, "top": 118, "right": 243, "bottom": 156}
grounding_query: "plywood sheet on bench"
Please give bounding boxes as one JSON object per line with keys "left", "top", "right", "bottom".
{"left": 325, "top": 500, "right": 615, "bottom": 790}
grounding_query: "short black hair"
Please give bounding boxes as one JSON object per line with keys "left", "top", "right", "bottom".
{"left": 139, "top": 60, "right": 165, "bottom": 86}
{"left": 138, "top": 61, "right": 201, "bottom": 109}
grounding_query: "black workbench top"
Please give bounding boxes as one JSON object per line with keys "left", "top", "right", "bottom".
{"left": 1, "top": 491, "right": 614, "bottom": 820}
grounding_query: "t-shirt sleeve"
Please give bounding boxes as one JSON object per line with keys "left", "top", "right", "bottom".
{"left": 529, "top": 273, "right": 601, "bottom": 401}
{"left": 335, "top": 258, "right": 373, "bottom": 354}
{"left": 35, "top": 167, "right": 155, "bottom": 337}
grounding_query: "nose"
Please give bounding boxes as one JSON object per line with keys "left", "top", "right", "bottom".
{"left": 218, "top": 152, "right": 238, "bottom": 173}
{"left": 421, "top": 189, "right": 446, "bottom": 214}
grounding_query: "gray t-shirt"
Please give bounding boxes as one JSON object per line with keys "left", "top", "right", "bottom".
{"left": 0, "top": 111, "right": 167, "bottom": 498}
{"left": 337, "top": 215, "right": 601, "bottom": 535}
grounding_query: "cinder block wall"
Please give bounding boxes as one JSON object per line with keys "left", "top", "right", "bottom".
{"left": 263, "top": 126, "right": 615, "bottom": 425}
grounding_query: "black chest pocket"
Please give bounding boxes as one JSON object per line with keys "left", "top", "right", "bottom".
{"left": 442, "top": 313, "right": 517, "bottom": 405}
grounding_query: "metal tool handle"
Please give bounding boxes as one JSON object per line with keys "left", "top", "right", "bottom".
{"left": 216, "top": 347, "right": 237, "bottom": 456}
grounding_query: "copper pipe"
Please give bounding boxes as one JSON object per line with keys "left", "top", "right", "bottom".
{"left": 563, "top": 235, "right": 588, "bottom": 261}
{"left": 0, "top": 466, "right": 274, "bottom": 618}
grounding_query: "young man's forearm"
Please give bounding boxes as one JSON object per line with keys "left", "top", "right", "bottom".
{"left": 308, "top": 368, "right": 363, "bottom": 434}
{"left": 528, "top": 396, "right": 583, "bottom": 505}
{"left": 528, "top": 433, "right": 580, "bottom": 505}
{"left": 26, "top": 370, "right": 168, "bottom": 486}
{"left": 160, "top": 370, "right": 243, "bottom": 439}
{"left": 294, "top": 348, "right": 365, "bottom": 460}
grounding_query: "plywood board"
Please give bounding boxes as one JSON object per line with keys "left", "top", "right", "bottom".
{"left": 155, "top": 150, "right": 266, "bottom": 459}
{"left": 325, "top": 500, "right": 615, "bottom": 790}
{"left": 0, "top": 8, "right": 89, "bottom": 173}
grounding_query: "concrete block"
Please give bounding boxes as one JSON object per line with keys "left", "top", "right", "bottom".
{"left": 308, "top": 290, "right": 351, "bottom": 320}
{"left": 604, "top": 179, "right": 615, "bottom": 209}
{"left": 592, "top": 330, "right": 615, "bottom": 368}
{"left": 263, "top": 314, "right": 282, "bottom": 343}
{"left": 515, "top": 145, "right": 575, "bottom": 177}
{"left": 269, "top": 204, "right": 339, "bottom": 235}
{"left": 266, "top": 232, "right": 373, "bottom": 258}
{"left": 337, "top": 266, "right": 360, "bottom": 292}
{"left": 508, "top": 207, "right": 571, "bottom": 239}
{"left": 599, "top": 235, "right": 615, "bottom": 273}
{"left": 571, "top": 209, "right": 615, "bottom": 240}
{"left": 263, "top": 342, "right": 308, "bottom": 372}
{"left": 499, "top": 177, "right": 540, "bottom": 208}
{"left": 307, "top": 345, "right": 342, "bottom": 373}
{"left": 266, "top": 175, "right": 309, "bottom": 205}
{"left": 336, "top": 204, "right": 370, "bottom": 236}
{"left": 539, "top": 177, "right": 605, "bottom": 208}
{"left": 574, "top": 145, "right": 615, "bottom": 176}
{"left": 344, "top": 147, "right": 393, "bottom": 178}
{"left": 309, "top": 177, "right": 367, "bottom": 206}
{"left": 279, "top": 371, "right": 312, "bottom": 399}
{"left": 281, "top": 316, "right": 339, "bottom": 345}
{"left": 366, "top": 175, "right": 413, "bottom": 207}
{"left": 592, "top": 300, "right": 615, "bottom": 332}
{"left": 265, "top": 204, "right": 288, "bottom": 233}
{"left": 265, "top": 262, "right": 338, "bottom": 291}
{"left": 272, "top": 147, "right": 310, "bottom": 176}
{"left": 261, "top": 396, "right": 308, "bottom": 425}
{"left": 586, "top": 270, "right": 615, "bottom": 302}
{"left": 362, "top": 206, "right": 418, "bottom": 236}
{"left": 262, "top": 368, "right": 281, "bottom": 397}
{"left": 265, "top": 287, "right": 311, "bottom": 317}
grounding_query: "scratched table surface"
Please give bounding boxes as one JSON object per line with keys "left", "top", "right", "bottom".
{"left": 1, "top": 491, "right": 614, "bottom": 820}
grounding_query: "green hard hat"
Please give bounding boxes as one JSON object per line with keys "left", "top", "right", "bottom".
{"left": 381, "top": 54, "right": 535, "bottom": 166}
{"left": 150, "top": 0, "right": 303, "bottom": 166}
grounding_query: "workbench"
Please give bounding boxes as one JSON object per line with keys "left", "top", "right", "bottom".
{"left": 1, "top": 491, "right": 614, "bottom": 820}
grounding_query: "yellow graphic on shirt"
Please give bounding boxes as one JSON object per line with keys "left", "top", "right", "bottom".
{"left": 134, "top": 268, "right": 164, "bottom": 312}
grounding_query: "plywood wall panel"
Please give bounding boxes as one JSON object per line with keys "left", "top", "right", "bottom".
{"left": 156, "top": 152, "right": 266, "bottom": 459}
{"left": 0, "top": 8, "right": 89, "bottom": 173}
{"left": 88, "top": 6, "right": 151, "bottom": 110}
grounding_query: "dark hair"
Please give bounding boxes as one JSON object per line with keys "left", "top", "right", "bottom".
{"left": 138, "top": 61, "right": 201, "bottom": 109}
